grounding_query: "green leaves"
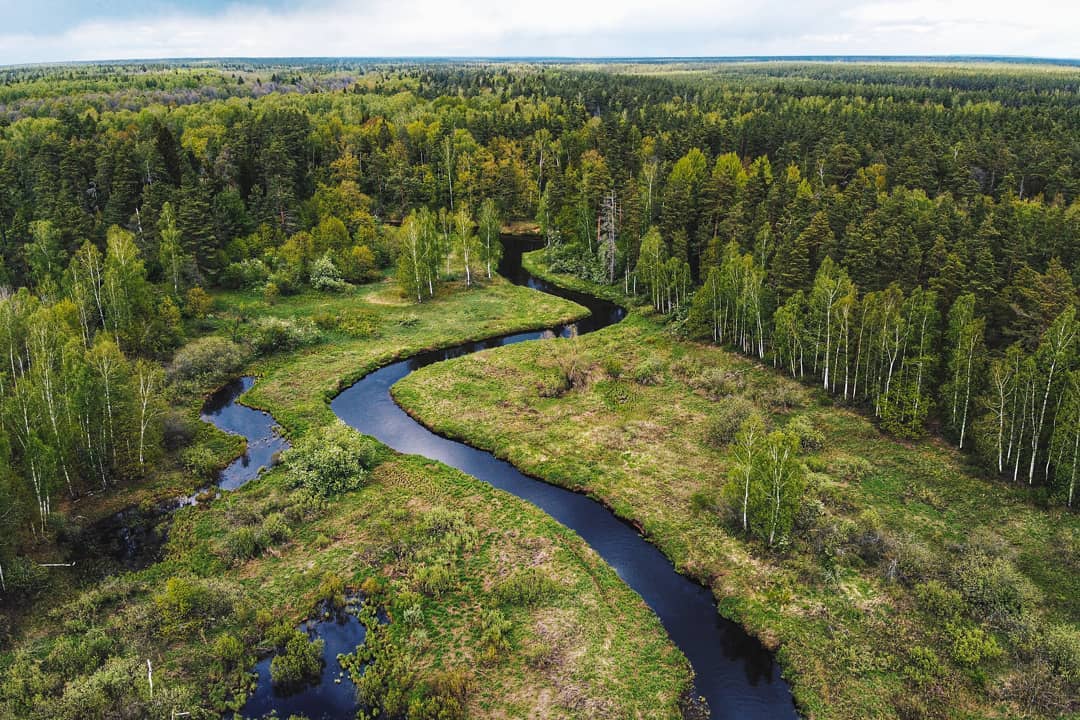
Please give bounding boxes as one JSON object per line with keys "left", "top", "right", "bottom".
{"left": 284, "top": 423, "right": 380, "bottom": 497}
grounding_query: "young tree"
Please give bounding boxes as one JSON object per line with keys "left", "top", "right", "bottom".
{"left": 454, "top": 205, "right": 477, "bottom": 287}
{"left": 750, "top": 429, "right": 805, "bottom": 548}
{"left": 725, "top": 414, "right": 765, "bottom": 534}
{"left": 944, "top": 294, "right": 986, "bottom": 448}
{"left": 478, "top": 198, "right": 502, "bottom": 281}
{"left": 157, "top": 201, "right": 187, "bottom": 297}
{"left": 396, "top": 211, "right": 426, "bottom": 303}
{"left": 133, "top": 359, "right": 165, "bottom": 468}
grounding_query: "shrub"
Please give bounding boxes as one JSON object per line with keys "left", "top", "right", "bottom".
{"left": 493, "top": 568, "right": 559, "bottom": 606}
{"left": 184, "top": 286, "right": 214, "bottom": 318}
{"left": 703, "top": 398, "right": 755, "bottom": 448}
{"left": 903, "top": 645, "right": 942, "bottom": 687}
{"left": 221, "top": 258, "right": 270, "bottom": 289}
{"left": 915, "top": 580, "right": 968, "bottom": 621}
{"left": 285, "top": 423, "right": 379, "bottom": 497}
{"left": 1038, "top": 623, "right": 1080, "bottom": 687}
{"left": 600, "top": 356, "right": 623, "bottom": 378}
{"left": 212, "top": 633, "right": 245, "bottom": 669}
{"left": 788, "top": 415, "right": 825, "bottom": 452}
{"left": 317, "top": 572, "right": 346, "bottom": 609}
{"left": 632, "top": 358, "right": 664, "bottom": 385}
{"left": 310, "top": 253, "right": 349, "bottom": 291}
{"left": 270, "top": 630, "right": 324, "bottom": 687}
{"left": 261, "top": 512, "right": 291, "bottom": 544}
{"left": 952, "top": 553, "right": 1038, "bottom": 625}
{"left": 478, "top": 609, "right": 512, "bottom": 662}
{"left": 154, "top": 577, "right": 231, "bottom": 638}
{"left": 180, "top": 445, "right": 220, "bottom": 479}
{"left": 222, "top": 527, "right": 262, "bottom": 565}
{"left": 161, "top": 411, "right": 195, "bottom": 451}
{"left": 827, "top": 454, "right": 873, "bottom": 483}
{"left": 247, "top": 316, "right": 321, "bottom": 355}
{"left": 415, "top": 563, "right": 454, "bottom": 597}
{"left": 948, "top": 623, "right": 1003, "bottom": 667}
{"left": 170, "top": 336, "right": 246, "bottom": 384}
{"left": 313, "top": 307, "right": 380, "bottom": 338}
{"left": 267, "top": 265, "right": 302, "bottom": 295}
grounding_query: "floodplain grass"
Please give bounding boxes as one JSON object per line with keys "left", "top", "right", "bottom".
{"left": 394, "top": 251, "right": 1080, "bottom": 720}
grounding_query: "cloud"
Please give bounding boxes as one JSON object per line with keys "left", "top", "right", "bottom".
{"left": 0, "top": 0, "right": 1075, "bottom": 65}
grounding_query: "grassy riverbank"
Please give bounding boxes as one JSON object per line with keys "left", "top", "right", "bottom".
{"left": 1, "top": 275, "right": 693, "bottom": 719}
{"left": 393, "top": 253, "right": 1080, "bottom": 720}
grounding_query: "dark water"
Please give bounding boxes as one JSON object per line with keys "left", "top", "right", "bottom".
{"left": 200, "top": 376, "right": 290, "bottom": 490}
{"left": 332, "top": 237, "right": 798, "bottom": 719}
{"left": 238, "top": 603, "right": 370, "bottom": 720}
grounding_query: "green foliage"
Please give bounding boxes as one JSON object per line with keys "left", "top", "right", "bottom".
{"left": 946, "top": 622, "right": 1003, "bottom": 667}
{"left": 270, "top": 630, "right": 325, "bottom": 687}
{"left": 153, "top": 576, "right": 232, "bottom": 639}
{"left": 704, "top": 398, "right": 755, "bottom": 448}
{"left": 309, "top": 253, "right": 349, "bottom": 292}
{"left": 284, "top": 422, "right": 379, "bottom": 496}
{"left": 247, "top": 316, "right": 322, "bottom": 355}
{"left": 171, "top": 336, "right": 247, "bottom": 384}
{"left": 493, "top": 567, "right": 559, "bottom": 607}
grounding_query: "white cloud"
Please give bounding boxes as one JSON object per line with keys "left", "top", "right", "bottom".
{"left": 0, "top": 0, "right": 1075, "bottom": 64}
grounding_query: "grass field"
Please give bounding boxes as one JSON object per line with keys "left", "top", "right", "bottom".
{"left": 1, "top": 275, "right": 693, "bottom": 719}
{"left": 393, "top": 252, "right": 1080, "bottom": 720}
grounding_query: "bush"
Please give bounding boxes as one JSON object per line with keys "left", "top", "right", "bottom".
{"left": 915, "top": 580, "right": 967, "bottom": 621}
{"left": 600, "top": 356, "right": 623, "bottom": 378}
{"left": 212, "top": 633, "right": 245, "bottom": 669}
{"left": 952, "top": 553, "right": 1038, "bottom": 626}
{"left": 285, "top": 423, "right": 380, "bottom": 497}
{"left": 170, "top": 336, "right": 246, "bottom": 384}
{"left": 317, "top": 572, "right": 346, "bottom": 609}
{"left": 827, "top": 454, "right": 873, "bottom": 483}
{"left": 788, "top": 415, "right": 825, "bottom": 451}
{"left": 478, "top": 609, "right": 512, "bottom": 662}
{"left": 493, "top": 568, "right": 559, "bottom": 606}
{"left": 904, "top": 645, "right": 943, "bottom": 687}
{"left": 180, "top": 445, "right": 220, "bottom": 479}
{"left": 221, "top": 258, "right": 270, "bottom": 289}
{"left": 268, "top": 267, "right": 302, "bottom": 295}
{"left": 261, "top": 512, "right": 291, "bottom": 544}
{"left": 310, "top": 253, "right": 349, "bottom": 291}
{"left": 184, "top": 286, "right": 214, "bottom": 318}
{"left": 415, "top": 563, "right": 454, "bottom": 597}
{"left": 632, "top": 358, "right": 664, "bottom": 386}
{"left": 948, "top": 622, "right": 1003, "bottom": 667}
{"left": 154, "top": 577, "right": 232, "bottom": 638}
{"left": 703, "top": 398, "right": 755, "bottom": 448}
{"left": 270, "top": 630, "right": 324, "bottom": 687}
{"left": 162, "top": 411, "right": 195, "bottom": 451}
{"left": 222, "top": 527, "right": 262, "bottom": 565}
{"left": 1038, "top": 623, "right": 1080, "bottom": 686}
{"left": 247, "top": 316, "right": 321, "bottom": 355}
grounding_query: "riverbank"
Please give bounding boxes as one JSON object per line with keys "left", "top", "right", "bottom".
{"left": 393, "top": 253, "right": 1080, "bottom": 719}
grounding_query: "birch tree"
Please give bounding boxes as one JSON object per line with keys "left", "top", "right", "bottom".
{"left": 478, "top": 198, "right": 502, "bottom": 281}
{"left": 944, "top": 293, "right": 986, "bottom": 449}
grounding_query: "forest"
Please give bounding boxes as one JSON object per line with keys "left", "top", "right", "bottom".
{"left": 0, "top": 59, "right": 1078, "bottom": 720}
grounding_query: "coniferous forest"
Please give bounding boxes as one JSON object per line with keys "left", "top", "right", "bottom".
{"left": 0, "top": 59, "right": 1077, "bottom": 720}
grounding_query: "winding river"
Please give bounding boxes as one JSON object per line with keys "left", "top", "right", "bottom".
{"left": 330, "top": 237, "right": 798, "bottom": 720}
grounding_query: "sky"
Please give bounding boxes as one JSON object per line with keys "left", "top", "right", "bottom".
{"left": 0, "top": 0, "right": 1076, "bottom": 65}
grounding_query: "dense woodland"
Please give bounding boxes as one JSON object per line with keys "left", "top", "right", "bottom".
{"left": 0, "top": 59, "right": 1077, "bottom": 716}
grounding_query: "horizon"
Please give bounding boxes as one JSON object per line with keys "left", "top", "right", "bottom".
{"left": 3, "top": 54, "right": 1079, "bottom": 70}
{"left": 1, "top": 0, "right": 1077, "bottom": 66}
